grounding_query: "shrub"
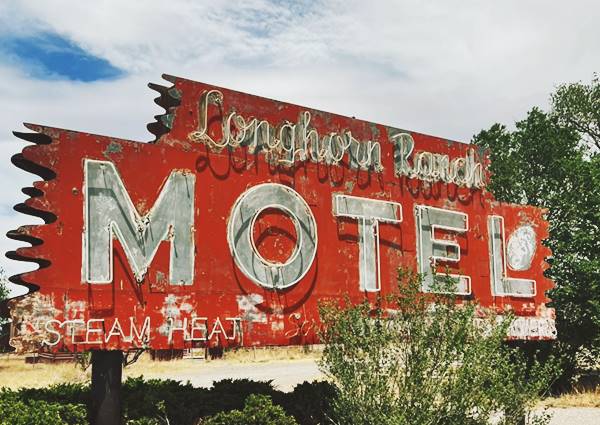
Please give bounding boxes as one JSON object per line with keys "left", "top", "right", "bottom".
{"left": 201, "top": 394, "right": 298, "bottom": 425}
{"left": 0, "top": 377, "right": 335, "bottom": 425}
{"left": 318, "top": 268, "right": 558, "bottom": 425}
{"left": 122, "top": 376, "right": 207, "bottom": 424}
{"left": 202, "top": 378, "right": 279, "bottom": 417}
{"left": 0, "top": 391, "right": 87, "bottom": 425}
{"left": 281, "top": 381, "right": 337, "bottom": 425}
{"left": 14, "top": 382, "right": 89, "bottom": 406}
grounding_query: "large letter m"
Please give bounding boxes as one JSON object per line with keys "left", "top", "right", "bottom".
{"left": 83, "top": 159, "right": 195, "bottom": 285}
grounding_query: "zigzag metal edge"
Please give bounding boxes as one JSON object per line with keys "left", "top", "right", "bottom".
{"left": 6, "top": 127, "right": 56, "bottom": 294}
{"left": 147, "top": 74, "right": 181, "bottom": 143}
{"left": 4, "top": 76, "right": 558, "bottom": 347}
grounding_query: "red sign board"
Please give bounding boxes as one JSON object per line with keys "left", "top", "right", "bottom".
{"left": 8, "top": 74, "right": 554, "bottom": 353}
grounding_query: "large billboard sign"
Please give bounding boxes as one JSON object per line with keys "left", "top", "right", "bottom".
{"left": 7, "top": 75, "right": 555, "bottom": 353}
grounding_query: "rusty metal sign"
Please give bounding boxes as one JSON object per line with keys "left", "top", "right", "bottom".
{"left": 7, "top": 74, "right": 555, "bottom": 353}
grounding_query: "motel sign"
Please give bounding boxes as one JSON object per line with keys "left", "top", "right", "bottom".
{"left": 7, "top": 75, "right": 555, "bottom": 353}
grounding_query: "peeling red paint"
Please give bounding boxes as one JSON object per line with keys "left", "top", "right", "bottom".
{"left": 7, "top": 74, "right": 554, "bottom": 354}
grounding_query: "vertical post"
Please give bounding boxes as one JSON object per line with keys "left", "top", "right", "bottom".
{"left": 91, "top": 350, "right": 123, "bottom": 425}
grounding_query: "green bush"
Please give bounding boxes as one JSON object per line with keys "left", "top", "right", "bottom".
{"left": 0, "top": 378, "right": 336, "bottom": 425}
{"left": 201, "top": 394, "right": 297, "bottom": 425}
{"left": 0, "top": 391, "right": 87, "bottom": 425}
{"left": 121, "top": 376, "right": 207, "bottom": 424}
{"left": 121, "top": 377, "right": 282, "bottom": 423}
{"left": 13, "top": 382, "right": 90, "bottom": 406}
{"left": 318, "top": 269, "right": 558, "bottom": 425}
{"left": 202, "top": 378, "right": 279, "bottom": 416}
{"left": 281, "top": 381, "right": 336, "bottom": 425}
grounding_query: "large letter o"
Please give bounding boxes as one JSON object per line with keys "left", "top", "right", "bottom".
{"left": 227, "top": 183, "right": 318, "bottom": 289}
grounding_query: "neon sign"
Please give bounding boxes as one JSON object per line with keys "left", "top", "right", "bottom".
{"left": 7, "top": 74, "right": 555, "bottom": 354}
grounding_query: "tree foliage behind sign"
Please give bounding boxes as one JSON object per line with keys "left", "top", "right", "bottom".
{"left": 0, "top": 269, "right": 10, "bottom": 339}
{"left": 472, "top": 74, "right": 600, "bottom": 384}
{"left": 0, "top": 269, "right": 8, "bottom": 303}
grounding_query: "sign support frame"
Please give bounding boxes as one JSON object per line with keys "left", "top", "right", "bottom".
{"left": 90, "top": 350, "right": 123, "bottom": 425}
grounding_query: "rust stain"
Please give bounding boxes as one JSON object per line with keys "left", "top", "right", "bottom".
{"left": 6, "top": 74, "right": 555, "bottom": 354}
{"left": 9, "top": 293, "right": 59, "bottom": 354}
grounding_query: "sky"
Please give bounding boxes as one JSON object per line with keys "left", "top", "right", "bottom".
{"left": 1, "top": 0, "right": 599, "bottom": 297}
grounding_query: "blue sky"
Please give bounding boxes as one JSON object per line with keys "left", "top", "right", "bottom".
{"left": 0, "top": 0, "right": 599, "bottom": 297}
{"left": 1, "top": 32, "right": 123, "bottom": 82}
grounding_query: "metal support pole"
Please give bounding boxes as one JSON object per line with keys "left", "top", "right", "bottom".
{"left": 91, "top": 350, "right": 123, "bottom": 425}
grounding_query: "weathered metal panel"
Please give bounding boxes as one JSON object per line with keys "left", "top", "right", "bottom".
{"left": 7, "top": 74, "right": 555, "bottom": 353}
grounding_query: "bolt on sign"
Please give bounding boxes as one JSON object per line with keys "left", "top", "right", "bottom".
{"left": 7, "top": 74, "right": 555, "bottom": 353}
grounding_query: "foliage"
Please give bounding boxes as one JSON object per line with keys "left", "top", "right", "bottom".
{"left": 0, "top": 268, "right": 8, "bottom": 303}
{"left": 472, "top": 74, "right": 600, "bottom": 387}
{"left": 0, "top": 268, "right": 9, "bottom": 333}
{"left": 0, "top": 390, "right": 87, "bottom": 425}
{"left": 121, "top": 377, "right": 286, "bottom": 424}
{"left": 125, "top": 401, "right": 170, "bottom": 425}
{"left": 75, "top": 351, "right": 92, "bottom": 371}
{"left": 201, "top": 394, "right": 298, "bottom": 425}
{"left": 318, "top": 269, "right": 557, "bottom": 425}
{"left": 0, "top": 377, "right": 336, "bottom": 425}
{"left": 551, "top": 74, "right": 600, "bottom": 151}
{"left": 125, "top": 418, "right": 165, "bottom": 425}
{"left": 279, "top": 381, "right": 336, "bottom": 425}
{"left": 122, "top": 377, "right": 334, "bottom": 425}
{"left": 12, "top": 382, "right": 90, "bottom": 406}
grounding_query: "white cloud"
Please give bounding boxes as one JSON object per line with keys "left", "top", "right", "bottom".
{"left": 0, "top": 0, "right": 599, "bottom": 296}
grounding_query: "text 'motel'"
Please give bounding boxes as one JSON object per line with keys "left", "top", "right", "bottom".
{"left": 7, "top": 75, "right": 555, "bottom": 353}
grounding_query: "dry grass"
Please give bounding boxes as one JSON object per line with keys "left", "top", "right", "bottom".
{"left": 0, "top": 354, "right": 89, "bottom": 389}
{"left": 222, "top": 344, "right": 323, "bottom": 363}
{"left": 122, "top": 346, "right": 322, "bottom": 380}
{"left": 540, "top": 387, "right": 600, "bottom": 408}
{"left": 123, "top": 354, "right": 208, "bottom": 379}
{"left": 0, "top": 346, "right": 323, "bottom": 390}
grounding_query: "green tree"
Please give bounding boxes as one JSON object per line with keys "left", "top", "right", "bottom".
{"left": 0, "top": 268, "right": 8, "bottom": 303}
{"left": 319, "top": 269, "right": 555, "bottom": 425}
{"left": 0, "top": 269, "right": 10, "bottom": 345}
{"left": 472, "top": 75, "right": 600, "bottom": 387}
{"left": 552, "top": 74, "right": 600, "bottom": 150}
